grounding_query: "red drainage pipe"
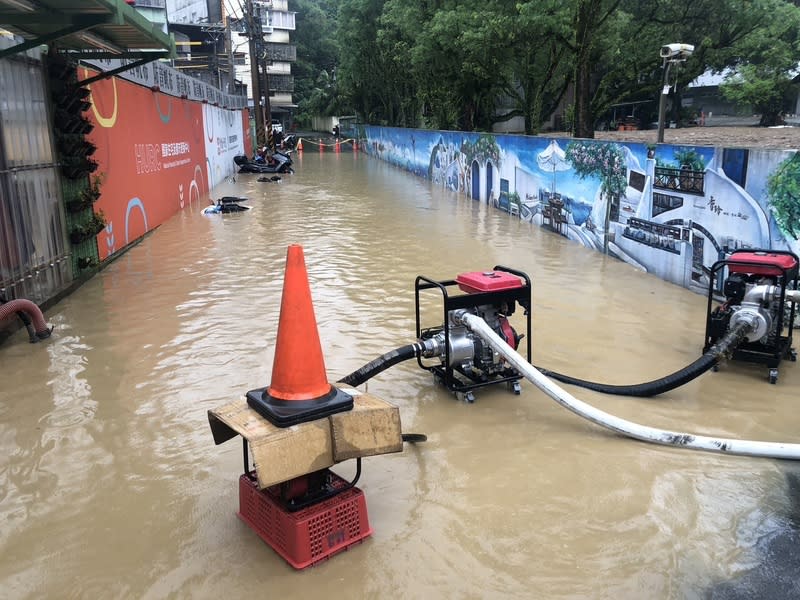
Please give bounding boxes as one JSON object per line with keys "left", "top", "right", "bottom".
{"left": 0, "top": 298, "right": 53, "bottom": 343}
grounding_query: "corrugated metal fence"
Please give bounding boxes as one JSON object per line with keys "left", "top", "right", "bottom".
{"left": 0, "top": 38, "right": 71, "bottom": 305}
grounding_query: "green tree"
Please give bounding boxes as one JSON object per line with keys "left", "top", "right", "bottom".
{"left": 721, "top": 65, "right": 793, "bottom": 126}
{"left": 329, "top": 0, "right": 800, "bottom": 135}
{"left": 297, "top": 69, "right": 345, "bottom": 125}
{"left": 505, "top": 0, "right": 573, "bottom": 134}
{"left": 569, "top": 0, "right": 624, "bottom": 138}
{"left": 410, "top": 1, "right": 511, "bottom": 130}
{"left": 617, "top": 0, "right": 800, "bottom": 129}
{"left": 292, "top": 0, "right": 342, "bottom": 126}
{"left": 374, "top": 0, "right": 425, "bottom": 126}
{"left": 568, "top": 0, "right": 800, "bottom": 135}
{"left": 713, "top": 0, "right": 800, "bottom": 126}
{"left": 336, "top": 0, "right": 420, "bottom": 125}
{"left": 767, "top": 152, "right": 800, "bottom": 240}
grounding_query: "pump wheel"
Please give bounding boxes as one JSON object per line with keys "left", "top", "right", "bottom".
{"left": 789, "top": 349, "right": 797, "bottom": 362}
{"left": 769, "top": 369, "right": 779, "bottom": 384}
{"left": 457, "top": 391, "right": 475, "bottom": 403}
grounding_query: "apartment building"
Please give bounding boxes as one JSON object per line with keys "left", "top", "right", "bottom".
{"left": 231, "top": 0, "right": 296, "bottom": 128}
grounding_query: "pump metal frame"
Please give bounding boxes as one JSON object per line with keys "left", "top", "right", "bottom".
{"left": 241, "top": 438, "right": 362, "bottom": 512}
{"left": 704, "top": 249, "right": 798, "bottom": 383}
{"left": 414, "top": 265, "right": 532, "bottom": 399}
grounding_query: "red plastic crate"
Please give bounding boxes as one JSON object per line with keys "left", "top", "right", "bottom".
{"left": 728, "top": 251, "right": 798, "bottom": 278}
{"left": 237, "top": 471, "right": 373, "bottom": 569}
{"left": 456, "top": 270, "right": 523, "bottom": 294}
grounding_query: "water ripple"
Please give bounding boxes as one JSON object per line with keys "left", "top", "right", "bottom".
{"left": 0, "top": 153, "right": 797, "bottom": 598}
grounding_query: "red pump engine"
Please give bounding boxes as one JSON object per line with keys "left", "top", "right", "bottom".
{"left": 414, "top": 266, "right": 532, "bottom": 402}
{"left": 704, "top": 249, "right": 798, "bottom": 384}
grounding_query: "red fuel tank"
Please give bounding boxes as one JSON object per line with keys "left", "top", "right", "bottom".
{"left": 456, "top": 270, "right": 524, "bottom": 294}
{"left": 727, "top": 251, "right": 798, "bottom": 278}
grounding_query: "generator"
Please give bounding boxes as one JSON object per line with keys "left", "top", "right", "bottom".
{"left": 414, "top": 266, "right": 532, "bottom": 402}
{"left": 704, "top": 249, "right": 799, "bottom": 383}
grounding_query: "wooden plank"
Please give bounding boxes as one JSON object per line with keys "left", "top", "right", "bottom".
{"left": 208, "top": 390, "right": 404, "bottom": 488}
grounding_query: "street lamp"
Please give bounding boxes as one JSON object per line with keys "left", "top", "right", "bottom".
{"left": 656, "top": 43, "right": 694, "bottom": 143}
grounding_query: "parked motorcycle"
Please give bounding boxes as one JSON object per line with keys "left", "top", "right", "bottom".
{"left": 233, "top": 152, "right": 294, "bottom": 174}
{"left": 281, "top": 134, "right": 298, "bottom": 150}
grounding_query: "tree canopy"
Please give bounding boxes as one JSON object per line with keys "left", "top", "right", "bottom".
{"left": 718, "top": 0, "right": 800, "bottom": 125}
{"left": 290, "top": 0, "right": 800, "bottom": 136}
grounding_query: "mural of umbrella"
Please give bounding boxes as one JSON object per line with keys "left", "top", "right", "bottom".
{"left": 537, "top": 139, "right": 571, "bottom": 194}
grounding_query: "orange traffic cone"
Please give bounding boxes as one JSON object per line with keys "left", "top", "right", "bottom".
{"left": 297, "top": 138, "right": 303, "bottom": 152}
{"left": 247, "top": 244, "right": 353, "bottom": 427}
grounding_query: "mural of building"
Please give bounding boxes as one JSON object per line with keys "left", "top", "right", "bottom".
{"left": 364, "top": 126, "right": 800, "bottom": 296}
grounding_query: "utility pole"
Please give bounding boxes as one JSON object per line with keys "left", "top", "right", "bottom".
{"left": 261, "top": 39, "right": 273, "bottom": 150}
{"left": 225, "top": 17, "right": 234, "bottom": 91}
{"left": 253, "top": 0, "right": 274, "bottom": 150}
{"left": 656, "top": 60, "right": 673, "bottom": 144}
{"left": 246, "top": 0, "right": 266, "bottom": 150}
{"left": 205, "top": 25, "right": 223, "bottom": 90}
{"left": 656, "top": 43, "right": 695, "bottom": 144}
{"left": 219, "top": 0, "right": 234, "bottom": 92}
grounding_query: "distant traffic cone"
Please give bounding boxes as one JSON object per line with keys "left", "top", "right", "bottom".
{"left": 335, "top": 140, "right": 341, "bottom": 153}
{"left": 297, "top": 138, "right": 303, "bottom": 152}
{"left": 246, "top": 244, "right": 353, "bottom": 427}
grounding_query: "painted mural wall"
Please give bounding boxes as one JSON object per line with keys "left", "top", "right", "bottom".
{"left": 363, "top": 126, "right": 800, "bottom": 295}
{"left": 82, "top": 69, "right": 250, "bottom": 261}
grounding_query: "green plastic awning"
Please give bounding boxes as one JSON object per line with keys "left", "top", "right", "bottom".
{"left": 0, "top": 0, "right": 175, "bottom": 61}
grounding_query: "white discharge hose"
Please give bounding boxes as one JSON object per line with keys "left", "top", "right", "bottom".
{"left": 457, "top": 311, "right": 800, "bottom": 460}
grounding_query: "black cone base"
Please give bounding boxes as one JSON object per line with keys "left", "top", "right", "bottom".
{"left": 246, "top": 385, "right": 353, "bottom": 427}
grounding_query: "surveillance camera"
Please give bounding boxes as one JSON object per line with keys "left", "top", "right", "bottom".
{"left": 660, "top": 43, "right": 695, "bottom": 59}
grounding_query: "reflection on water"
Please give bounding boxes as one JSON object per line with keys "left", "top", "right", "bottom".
{"left": 1, "top": 152, "right": 798, "bottom": 598}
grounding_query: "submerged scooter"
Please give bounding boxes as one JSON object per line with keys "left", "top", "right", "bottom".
{"left": 202, "top": 196, "right": 251, "bottom": 214}
{"left": 234, "top": 151, "right": 294, "bottom": 174}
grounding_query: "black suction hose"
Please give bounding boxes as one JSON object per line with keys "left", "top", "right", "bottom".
{"left": 338, "top": 343, "right": 429, "bottom": 443}
{"left": 337, "top": 342, "right": 426, "bottom": 387}
{"left": 536, "top": 321, "right": 753, "bottom": 397}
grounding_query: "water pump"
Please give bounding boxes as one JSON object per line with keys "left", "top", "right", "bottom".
{"left": 704, "top": 250, "right": 799, "bottom": 383}
{"left": 414, "top": 267, "right": 532, "bottom": 402}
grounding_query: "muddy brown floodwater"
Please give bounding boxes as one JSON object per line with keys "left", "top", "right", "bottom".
{"left": 1, "top": 151, "right": 799, "bottom": 599}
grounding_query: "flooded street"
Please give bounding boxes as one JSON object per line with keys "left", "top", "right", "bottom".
{"left": 1, "top": 151, "right": 799, "bottom": 599}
